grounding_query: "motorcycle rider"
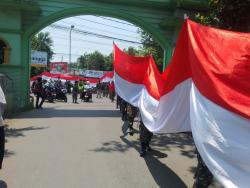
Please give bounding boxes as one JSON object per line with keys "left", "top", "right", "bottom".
{"left": 83, "top": 81, "right": 92, "bottom": 102}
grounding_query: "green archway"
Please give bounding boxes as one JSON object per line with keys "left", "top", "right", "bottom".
{"left": 0, "top": 0, "right": 207, "bottom": 113}
{"left": 26, "top": 7, "right": 170, "bottom": 48}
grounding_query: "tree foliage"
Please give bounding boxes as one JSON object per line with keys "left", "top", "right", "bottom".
{"left": 30, "top": 32, "right": 54, "bottom": 77}
{"left": 123, "top": 46, "right": 139, "bottom": 56}
{"left": 31, "top": 32, "right": 54, "bottom": 62}
{"left": 76, "top": 51, "right": 113, "bottom": 71}
{"left": 196, "top": 0, "right": 250, "bottom": 32}
{"left": 138, "top": 30, "right": 164, "bottom": 72}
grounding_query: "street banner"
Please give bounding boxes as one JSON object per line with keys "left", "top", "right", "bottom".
{"left": 113, "top": 19, "right": 250, "bottom": 188}
{"left": 50, "top": 62, "right": 68, "bottom": 74}
{"left": 79, "top": 69, "right": 104, "bottom": 78}
{"left": 31, "top": 50, "right": 47, "bottom": 67}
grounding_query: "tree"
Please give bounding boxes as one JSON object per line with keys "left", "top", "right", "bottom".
{"left": 31, "top": 32, "right": 54, "bottom": 63}
{"left": 77, "top": 54, "right": 88, "bottom": 69}
{"left": 104, "top": 53, "right": 114, "bottom": 71}
{"left": 139, "top": 30, "right": 164, "bottom": 72}
{"left": 123, "top": 46, "right": 139, "bottom": 56}
{"left": 76, "top": 51, "right": 114, "bottom": 71}
{"left": 30, "top": 32, "right": 54, "bottom": 77}
{"left": 196, "top": 0, "right": 250, "bottom": 32}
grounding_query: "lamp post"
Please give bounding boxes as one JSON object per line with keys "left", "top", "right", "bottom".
{"left": 69, "top": 25, "right": 74, "bottom": 74}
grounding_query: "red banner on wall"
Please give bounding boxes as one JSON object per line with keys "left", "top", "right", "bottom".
{"left": 50, "top": 62, "right": 68, "bottom": 74}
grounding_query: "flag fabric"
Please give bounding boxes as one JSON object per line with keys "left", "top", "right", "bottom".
{"left": 113, "top": 19, "right": 250, "bottom": 188}
{"left": 100, "top": 71, "right": 114, "bottom": 83}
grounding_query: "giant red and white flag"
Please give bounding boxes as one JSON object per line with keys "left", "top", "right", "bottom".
{"left": 113, "top": 19, "right": 250, "bottom": 188}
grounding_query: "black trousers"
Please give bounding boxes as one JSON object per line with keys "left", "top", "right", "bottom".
{"left": 72, "top": 93, "right": 78, "bottom": 103}
{"left": 35, "top": 93, "right": 45, "bottom": 108}
{"left": 0, "top": 126, "right": 5, "bottom": 169}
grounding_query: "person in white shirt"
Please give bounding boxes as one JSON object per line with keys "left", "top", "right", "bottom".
{"left": 0, "top": 85, "right": 6, "bottom": 169}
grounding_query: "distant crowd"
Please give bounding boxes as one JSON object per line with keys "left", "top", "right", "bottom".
{"left": 30, "top": 77, "right": 116, "bottom": 108}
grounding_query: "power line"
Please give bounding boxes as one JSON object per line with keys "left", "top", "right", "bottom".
{"left": 75, "top": 17, "right": 138, "bottom": 34}
{"left": 54, "top": 52, "right": 82, "bottom": 56}
{"left": 97, "top": 16, "right": 135, "bottom": 26}
{"left": 60, "top": 20, "right": 140, "bottom": 40}
{"left": 49, "top": 24, "right": 142, "bottom": 45}
{"left": 53, "top": 35, "right": 112, "bottom": 46}
{"left": 55, "top": 43, "right": 112, "bottom": 52}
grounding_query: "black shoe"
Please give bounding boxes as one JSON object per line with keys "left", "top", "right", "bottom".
{"left": 128, "top": 127, "right": 134, "bottom": 136}
{"left": 140, "top": 150, "right": 146, "bottom": 157}
{"left": 140, "top": 143, "right": 147, "bottom": 157}
{"left": 146, "top": 145, "right": 151, "bottom": 151}
{"left": 146, "top": 143, "right": 151, "bottom": 151}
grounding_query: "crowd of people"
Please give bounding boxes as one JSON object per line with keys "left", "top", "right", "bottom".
{"left": 96, "top": 81, "right": 115, "bottom": 102}
{"left": 31, "top": 77, "right": 116, "bottom": 108}
{"left": 116, "top": 94, "right": 214, "bottom": 187}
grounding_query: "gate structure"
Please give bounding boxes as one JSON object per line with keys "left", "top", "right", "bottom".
{"left": 0, "top": 0, "right": 207, "bottom": 112}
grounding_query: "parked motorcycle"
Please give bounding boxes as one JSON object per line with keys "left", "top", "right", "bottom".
{"left": 83, "top": 88, "right": 92, "bottom": 102}
{"left": 44, "top": 86, "right": 56, "bottom": 103}
{"left": 55, "top": 87, "right": 67, "bottom": 102}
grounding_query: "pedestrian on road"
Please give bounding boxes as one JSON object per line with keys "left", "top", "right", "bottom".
{"left": 126, "top": 104, "right": 138, "bottom": 135}
{"left": 0, "top": 85, "right": 6, "bottom": 169}
{"left": 116, "top": 95, "right": 121, "bottom": 110}
{"left": 72, "top": 81, "right": 79, "bottom": 103}
{"left": 32, "top": 77, "right": 45, "bottom": 109}
{"left": 109, "top": 81, "right": 115, "bottom": 102}
{"left": 139, "top": 120, "right": 153, "bottom": 157}
{"left": 96, "top": 81, "right": 102, "bottom": 98}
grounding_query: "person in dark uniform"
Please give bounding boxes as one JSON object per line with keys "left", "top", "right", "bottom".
{"left": 120, "top": 99, "right": 127, "bottom": 121}
{"left": 96, "top": 81, "right": 102, "bottom": 98}
{"left": 72, "top": 81, "right": 79, "bottom": 103}
{"left": 126, "top": 103, "right": 138, "bottom": 135}
{"left": 116, "top": 95, "right": 122, "bottom": 110}
{"left": 139, "top": 120, "right": 153, "bottom": 157}
{"left": 193, "top": 147, "right": 213, "bottom": 188}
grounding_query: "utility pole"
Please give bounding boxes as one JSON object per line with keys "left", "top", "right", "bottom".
{"left": 69, "top": 25, "right": 74, "bottom": 74}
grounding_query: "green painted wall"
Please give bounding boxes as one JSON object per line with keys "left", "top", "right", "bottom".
{"left": 0, "top": 0, "right": 207, "bottom": 113}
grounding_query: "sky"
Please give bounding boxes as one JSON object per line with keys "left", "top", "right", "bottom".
{"left": 40, "top": 15, "right": 143, "bottom": 63}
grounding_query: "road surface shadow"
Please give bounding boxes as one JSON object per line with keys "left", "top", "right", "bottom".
{"left": 3, "top": 124, "right": 48, "bottom": 158}
{"left": 89, "top": 140, "right": 130, "bottom": 153}
{"left": 90, "top": 122, "right": 187, "bottom": 187}
{"left": 5, "top": 124, "right": 48, "bottom": 138}
{"left": 13, "top": 109, "right": 120, "bottom": 119}
{"left": 0, "top": 180, "right": 7, "bottom": 188}
{"left": 150, "top": 133, "right": 195, "bottom": 158}
{"left": 120, "top": 133, "right": 187, "bottom": 187}
{"left": 4, "top": 149, "right": 15, "bottom": 158}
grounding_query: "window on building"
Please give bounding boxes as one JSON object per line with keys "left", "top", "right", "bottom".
{"left": 0, "top": 39, "right": 10, "bottom": 65}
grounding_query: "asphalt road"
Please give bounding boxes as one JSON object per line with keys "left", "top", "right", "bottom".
{"left": 0, "top": 95, "right": 213, "bottom": 188}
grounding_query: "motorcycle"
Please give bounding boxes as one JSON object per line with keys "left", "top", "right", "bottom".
{"left": 83, "top": 88, "right": 92, "bottom": 102}
{"left": 55, "top": 87, "right": 67, "bottom": 102}
{"left": 44, "top": 86, "right": 56, "bottom": 103}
